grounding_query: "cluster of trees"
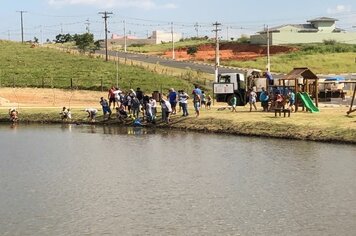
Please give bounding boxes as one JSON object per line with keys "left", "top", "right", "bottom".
{"left": 54, "top": 33, "right": 101, "bottom": 52}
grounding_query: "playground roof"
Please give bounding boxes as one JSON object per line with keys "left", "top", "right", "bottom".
{"left": 281, "top": 67, "right": 319, "bottom": 80}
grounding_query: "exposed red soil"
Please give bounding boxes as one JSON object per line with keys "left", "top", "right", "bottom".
{"left": 164, "top": 43, "right": 297, "bottom": 62}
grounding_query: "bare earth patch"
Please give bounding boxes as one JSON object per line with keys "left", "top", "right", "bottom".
{"left": 0, "top": 88, "right": 106, "bottom": 108}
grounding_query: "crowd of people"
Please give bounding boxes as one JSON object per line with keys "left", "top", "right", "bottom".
{"left": 81, "top": 85, "right": 212, "bottom": 124}
{"left": 6, "top": 85, "right": 296, "bottom": 124}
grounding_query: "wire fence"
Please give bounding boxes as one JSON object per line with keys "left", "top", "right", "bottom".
{"left": 0, "top": 47, "right": 213, "bottom": 94}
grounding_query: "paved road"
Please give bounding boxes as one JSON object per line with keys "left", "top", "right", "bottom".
{"left": 98, "top": 50, "right": 244, "bottom": 74}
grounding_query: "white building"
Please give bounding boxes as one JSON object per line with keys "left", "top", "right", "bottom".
{"left": 251, "top": 17, "right": 356, "bottom": 45}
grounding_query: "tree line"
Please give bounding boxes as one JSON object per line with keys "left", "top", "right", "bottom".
{"left": 54, "top": 33, "right": 101, "bottom": 52}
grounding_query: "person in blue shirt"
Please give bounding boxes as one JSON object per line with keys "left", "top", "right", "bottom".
{"left": 288, "top": 91, "right": 296, "bottom": 112}
{"left": 259, "top": 87, "right": 270, "bottom": 112}
{"left": 193, "top": 85, "right": 202, "bottom": 97}
{"left": 100, "top": 97, "right": 112, "bottom": 120}
{"left": 168, "top": 88, "right": 177, "bottom": 115}
{"left": 265, "top": 69, "right": 274, "bottom": 86}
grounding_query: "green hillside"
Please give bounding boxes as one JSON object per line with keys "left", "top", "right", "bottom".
{"left": 0, "top": 40, "right": 197, "bottom": 93}
{"left": 223, "top": 43, "right": 356, "bottom": 74}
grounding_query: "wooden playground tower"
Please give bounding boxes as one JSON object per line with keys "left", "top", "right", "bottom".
{"left": 269, "top": 67, "right": 319, "bottom": 112}
{"left": 347, "top": 81, "right": 356, "bottom": 115}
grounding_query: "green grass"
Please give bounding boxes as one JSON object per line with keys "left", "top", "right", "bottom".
{"left": 223, "top": 52, "right": 356, "bottom": 74}
{"left": 1, "top": 105, "right": 355, "bottom": 144}
{"left": 0, "top": 40, "right": 199, "bottom": 93}
{"left": 125, "top": 39, "right": 356, "bottom": 74}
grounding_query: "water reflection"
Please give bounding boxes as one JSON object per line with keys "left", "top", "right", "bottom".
{"left": 0, "top": 125, "right": 355, "bottom": 236}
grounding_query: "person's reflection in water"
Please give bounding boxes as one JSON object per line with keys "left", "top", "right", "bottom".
{"left": 61, "top": 124, "right": 73, "bottom": 132}
{"left": 89, "top": 125, "right": 96, "bottom": 134}
{"left": 127, "top": 127, "right": 147, "bottom": 135}
{"left": 10, "top": 123, "right": 18, "bottom": 130}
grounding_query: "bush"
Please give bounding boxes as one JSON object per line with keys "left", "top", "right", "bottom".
{"left": 187, "top": 46, "right": 198, "bottom": 55}
{"left": 323, "top": 39, "right": 337, "bottom": 45}
{"left": 130, "top": 43, "right": 147, "bottom": 47}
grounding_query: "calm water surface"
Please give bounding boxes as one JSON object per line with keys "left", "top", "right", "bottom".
{"left": 0, "top": 124, "right": 355, "bottom": 236}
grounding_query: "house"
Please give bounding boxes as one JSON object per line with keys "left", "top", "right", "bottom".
{"left": 250, "top": 17, "right": 356, "bottom": 45}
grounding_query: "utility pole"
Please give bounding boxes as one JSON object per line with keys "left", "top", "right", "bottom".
{"left": 60, "top": 23, "right": 63, "bottom": 34}
{"left": 17, "top": 10, "right": 27, "bottom": 43}
{"left": 213, "top": 21, "right": 221, "bottom": 82}
{"left": 8, "top": 30, "right": 10, "bottom": 41}
{"left": 226, "top": 26, "right": 229, "bottom": 41}
{"left": 171, "top": 22, "right": 175, "bottom": 60}
{"left": 40, "top": 25, "right": 43, "bottom": 45}
{"left": 266, "top": 25, "right": 271, "bottom": 72}
{"left": 116, "top": 51, "right": 119, "bottom": 88}
{"left": 99, "top": 11, "right": 113, "bottom": 61}
{"left": 85, "top": 18, "right": 90, "bottom": 33}
{"left": 194, "top": 22, "right": 199, "bottom": 38}
{"left": 123, "top": 20, "right": 127, "bottom": 53}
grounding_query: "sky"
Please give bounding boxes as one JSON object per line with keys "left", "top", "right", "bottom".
{"left": 1, "top": 0, "right": 356, "bottom": 42}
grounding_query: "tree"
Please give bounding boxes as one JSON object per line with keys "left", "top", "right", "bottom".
{"left": 54, "top": 33, "right": 73, "bottom": 44}
{"left": 94, "top": 40, "right": 102, "bottom": 50}
{"left": 73, "top": 33, "right": 94, "bottom": 52}
{"left": 33, "top": 37, "right": 39, "bottom": 44}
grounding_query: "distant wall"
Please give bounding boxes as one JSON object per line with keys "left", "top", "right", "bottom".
{"left": 251, "top": 32, "right": 356, "bottom": 45}
{"left": 106, "top": 38, "right": 156, "bottom": 48}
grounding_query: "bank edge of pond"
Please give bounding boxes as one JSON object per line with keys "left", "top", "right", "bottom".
{"left": 1, "top": 114, "right": 355, "bottom": 145}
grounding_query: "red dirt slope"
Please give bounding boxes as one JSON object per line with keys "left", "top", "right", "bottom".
{"left": 164, "top": 43, "right": 297, "bottom": 61}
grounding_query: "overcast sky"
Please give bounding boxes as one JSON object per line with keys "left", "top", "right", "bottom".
{"left": 1, "top": 0, "right": 356, "bottom": 42}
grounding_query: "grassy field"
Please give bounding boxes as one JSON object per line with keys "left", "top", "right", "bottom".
{"left": 123, "top": 39, "right": 356, "bottom": 74}
{"left": 0, "top": 40, "right": 202, "bottom": 93}
{"left": 223, "top": 52, "right": 356, "bottom": 74}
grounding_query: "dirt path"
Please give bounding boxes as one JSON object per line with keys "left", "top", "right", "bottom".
{"left": 0, "top": 88, "right": 106, "bottom": 108}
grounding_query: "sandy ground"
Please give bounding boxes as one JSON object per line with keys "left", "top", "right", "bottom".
{"left": 0, "top": 88, "right": 106, "bottom": 109}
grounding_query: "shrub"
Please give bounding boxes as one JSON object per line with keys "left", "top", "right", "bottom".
{"left": 323, "top": 39, "right": 337, "bottom": 45}
{"left": 187, "top": 46, "right": 198, "bottom": 55}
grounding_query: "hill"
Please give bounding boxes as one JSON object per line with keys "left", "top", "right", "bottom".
{"left": 0, "top": 40, "right": 199, "bottom": 94}
{"left": 127, "top": 39, "right": 356, "bottom": 74}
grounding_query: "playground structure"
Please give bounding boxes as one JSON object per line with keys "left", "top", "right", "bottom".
{"left": 347, "top": 81, "right": 356, "bottom": 115}
{"left": 269, "top": 67, "right": 319, "bottom": 112}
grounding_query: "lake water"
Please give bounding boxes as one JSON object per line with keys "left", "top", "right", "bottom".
{"left": 0, "top": 124, "right": 355, "bottom": 236}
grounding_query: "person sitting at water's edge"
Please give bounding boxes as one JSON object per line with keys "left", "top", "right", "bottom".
{"left": 59, "top": 107, "right": 71, "bottom": 121}
{"left": 9, "top": 108, "right": 18, "bottom": 123}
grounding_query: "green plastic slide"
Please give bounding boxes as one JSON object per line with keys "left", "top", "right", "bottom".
{"left": 297, "top": 92, "right": 319, "bottom": 113}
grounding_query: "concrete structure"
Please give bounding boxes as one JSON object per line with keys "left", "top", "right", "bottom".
{"left": 251, "top": 17, "right": 356, "bottom": 45}
{"left": 107, "top": 30, "right": 182, "bottom": 48}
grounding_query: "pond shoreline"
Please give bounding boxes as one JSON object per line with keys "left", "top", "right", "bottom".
{"left": 2, "top": 114, "right": 355, "bottom": 145}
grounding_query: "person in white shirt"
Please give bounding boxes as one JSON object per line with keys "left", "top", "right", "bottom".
{"left": 85, "top": 108, "right": 98, "bottom": 122}
{"left": 179, "top": 90, "right": 189, "bottom": 116}
{"left": 149, "top": 97, "right": 157, "bottom": 121}
{"left": 160, "top": 99, "right": 172, "bottom": 123}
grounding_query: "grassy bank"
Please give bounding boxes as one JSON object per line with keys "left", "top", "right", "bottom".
{"left": 125, "top": 39, "right": 356, "bottom": 74}
{"left": 223, "top": 42, "right": 356, "bottom": 74}
{"left": 223, "top": 52, "right": 356, "bottom": 74}
{"left": 1, "top": 105, "right": 355, "bottom": 144}
{"left": 0, "top": 40, "right": 198, "bottom": 93}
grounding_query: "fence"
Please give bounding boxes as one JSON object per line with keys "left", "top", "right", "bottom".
{"left": 0, "top": 46, "right": 213, "bottom": 95}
